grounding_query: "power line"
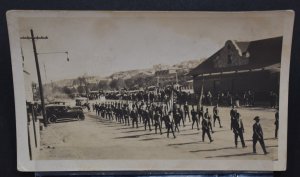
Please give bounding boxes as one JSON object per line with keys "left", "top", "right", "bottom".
{"left": 20, "top": 29, "right": 48, "bottom": 127}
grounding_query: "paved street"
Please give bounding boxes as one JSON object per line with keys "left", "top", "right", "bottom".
{"left": 38, "top": 106, "right": 278, "bottom": 160}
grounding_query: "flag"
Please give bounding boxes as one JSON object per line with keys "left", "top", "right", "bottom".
{"left": 168, "top": 90, "right": 174, "bottom": 113}
{"left": 198, "top": 77, "right": 204, "bottom": 109}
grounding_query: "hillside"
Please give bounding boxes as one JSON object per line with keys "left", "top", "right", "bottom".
{"left": 49, "top": 58, "right": 205, "bottom": 89}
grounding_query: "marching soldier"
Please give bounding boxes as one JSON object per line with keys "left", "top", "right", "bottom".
{"left": 184, "top": 102, "right": 191, "bottom": 122}
{"left": 178, "top": 107, "right": 185, "bottom": 127}
{"left": 275, "top": 108, "right": 279, "bottom": 139}
{"left": 173, "top": 109, "right": 181, "bottom": 132}
{"left": 202, "top": 112, "right": 213, "bottom": 143}
{"left": 162, "top": 112, "right": 176, "bottom": 138}
{"left": 191, "top": 105, "right": 199, "bottom": 130}
{"left": 230, "top": 105, "right": 237, "bottom": 130}
{"left": 213, "top": 104, "right": 222, "bottom": 128}
{"left": 232, "top": 112, "right": 246, "bottom": 148}
{"left": 123, "top": 104, "right": 130, "bottom": 126}
{"left": 154, "top": 110, "right": 162, "bottom": 134}
{"left": 149, "top": 104, "right": 154, "bottom": 126}
{"left": 138, "top": 103, "right": 144, "bottom": 124}
{"left": 143, "top": 107, "right": 152, "bottom": 131}
{"left": 204, "top": 108, "right": 214, "bottom": 133}
{"left": 106, "top": 104, "right": 112, "bottom": 120}
{"left": 95, "top": 103, "right": 99, "bottom": 116}
{"left": 131, "top": 105, "right": 139, "bottom": 128}
{"left": 101, "top": 103, "right": 105, "bottom": 118}
{"left": 197, "top": 105, "right": 204, "bottom": 122}
{"left": 252, "top": 116, "right": 268, "bottom": 154}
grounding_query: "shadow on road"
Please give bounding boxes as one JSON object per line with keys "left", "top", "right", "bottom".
{"left": 122, "top": 129, "right": 146, "bottom": 133}
{"left": 139, "top": 137, "right": 162, "bottom": 141}
{"left": 114, "top": 133, "right": 153, "bottom": 139}
{"left": 245, "top": 137, "right": 277, "bottom": 142}
{"left": 115, "top": 127, "right": 137, "bottom": 130}
{"left": 189, "top": 146, "right": 234, "bottom": 153}
{"left": 168, "top": 141, "right": 203, "bottom": 146}
{"left": 213, "top": 129, "right": 230, "bottom": 133}
{"left": 205, "top": 152, "right": 265, "bottom": 158}
{"left": 180, "top": 132, "right": 200, "bottom": 136}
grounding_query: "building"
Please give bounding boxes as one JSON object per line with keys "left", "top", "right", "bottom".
{"left": 155, "top": 67, "right": 179, "bottom": 86}
{"left": 189, "top": 36, "right": 282, "bottom": 101}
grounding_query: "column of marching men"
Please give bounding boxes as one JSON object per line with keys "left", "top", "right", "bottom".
{"left": 92, "top": 101, "right": 279, "bottom": 155}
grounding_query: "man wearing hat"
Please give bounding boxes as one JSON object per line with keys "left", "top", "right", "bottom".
{"left": 202, "top": 109, "right": 214, "bottom": 143}
{"left": 252, "top": 116, "right": 268, "bottom": 154}
{"left": 162, "top": 111, "right": 176, "bottom": 138}
{"left": 143, "top": 106, "right": 152, "bottom": 131}
{"left": 230, "top": 105, "right": 237, "bottom": 130}
{"left": 213, "top": 104, "right": 222, "bottom": 128}
{"left": 184, "top": 102, "right": 191, "bottom": 122}
{"left": 153, "top": 110, "right": 162, "bottom": 135}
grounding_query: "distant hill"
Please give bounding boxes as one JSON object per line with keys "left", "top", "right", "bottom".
{"left": 48, "top": 58, "right": 205, "bottom": 88}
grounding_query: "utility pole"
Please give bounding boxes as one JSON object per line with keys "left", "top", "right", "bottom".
{"left": 21, "top": 29, "right": 48, "bottom": 127}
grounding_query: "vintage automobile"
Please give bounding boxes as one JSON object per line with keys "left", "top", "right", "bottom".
{"left": 45, "top": 104, "right": 85, "bottom": 123}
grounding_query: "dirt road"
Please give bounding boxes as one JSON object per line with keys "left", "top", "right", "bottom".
{"left": 38, "top": 106, "right": 278, "bottom": 160}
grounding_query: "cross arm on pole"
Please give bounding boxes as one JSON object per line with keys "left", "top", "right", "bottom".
{"left": 20, "top": 36, "right": 48, "bottom": 40}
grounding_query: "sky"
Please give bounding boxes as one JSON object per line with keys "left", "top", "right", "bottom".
{"left": 18, "top": 11, "right": 284, "bottom": 83}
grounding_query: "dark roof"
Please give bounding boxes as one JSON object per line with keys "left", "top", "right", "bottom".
{"left": 189, "top": 36, "right": 283, "bottom": 76}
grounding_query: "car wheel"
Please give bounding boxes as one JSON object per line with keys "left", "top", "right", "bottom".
{"left": 48, "top": 115, "right": 57, "bottom": 124}
{"left": 80, "top": 115, "right": 85, "bottom": 120}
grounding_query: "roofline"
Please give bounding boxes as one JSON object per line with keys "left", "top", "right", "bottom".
{"left": 192, "top": 65, "right": 280, "bottom": 77}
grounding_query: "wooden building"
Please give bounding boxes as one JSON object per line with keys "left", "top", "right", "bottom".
{"left": 189, "top": 36, "right": 282, "bottom": 101}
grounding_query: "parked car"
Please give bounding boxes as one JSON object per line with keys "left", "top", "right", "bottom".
{"left": 45, "top": 104, "right": 85, "bottom": 123}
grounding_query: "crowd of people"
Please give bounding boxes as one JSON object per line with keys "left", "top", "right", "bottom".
{"left": 90, "top": 87, "right": 278, "bottom": 108}
{"left": 91, "top": 95, "right": 279, "bottom": 154}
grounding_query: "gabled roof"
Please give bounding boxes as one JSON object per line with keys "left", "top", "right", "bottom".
{"left": 189, "top": 36, "right": 283, "bottom": 76}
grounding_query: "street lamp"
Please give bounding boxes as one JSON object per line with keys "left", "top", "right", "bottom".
{"left": 37, "top": 51, "right": 70, "bottom": 82}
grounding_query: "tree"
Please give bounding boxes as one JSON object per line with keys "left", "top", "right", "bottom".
{"left": 98, "top": 80, "right": 109, "bottom": 90}
{"left": 109, "top": 79, "right": 126, "bottom": 90}
{"left": 62, "top": 86, "right": 73, "bottom": 97}
{"left": 76, "top": 76, "right": 88, "bottom": 95}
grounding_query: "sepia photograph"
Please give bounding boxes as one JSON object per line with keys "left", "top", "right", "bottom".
{"left": 7, "top": 10, "right": 294, "bottom": 171}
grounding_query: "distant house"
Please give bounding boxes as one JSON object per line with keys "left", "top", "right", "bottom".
{"left": 189, "top": 36, "right": 282, "bottom": 101}
{"left": 181, "top": 80, "right": 194, "bottom": 94}
{"left": 155, "top": 68, "right": 179, "bottom": 86}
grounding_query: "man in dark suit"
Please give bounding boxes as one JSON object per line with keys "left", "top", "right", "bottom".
{"left": 232, "top": 112, "right": 246, "bottom": 148}
{"left": 184, "top": 102, "right": 191, "bottom": 122}
{"left": 153, "top": 110, "right": 162, "bottom": 134}
{"left": 162, "top": 112, "right": 176, "bottom": 138}
{"left": 230, "top": 105, "right": 237, "bottom": 130}
{"left": 202, "top": 111, "right": 213, "bottom": 143}
{"left": 252, "top": 116, "right": 268, "bottom": 154}
{"left": 213, "top": 104, "right": 222, "bottom": 128}
{"left": 143, "top": 107, "right": 152, "bottom": 131}
{"left": 130, "top": 105, "right": 139, "bottom": 128}
{"left": 191, "top": 106, "right": 200, "bottom": 130}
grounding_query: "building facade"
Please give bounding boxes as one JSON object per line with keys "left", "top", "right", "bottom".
{"left": 189, "top": 36, "right": 282, "bottom": 102}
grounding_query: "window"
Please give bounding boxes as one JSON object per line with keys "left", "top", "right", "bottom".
{"left": 227, "top": 54, "right": 232, "bottom": 64}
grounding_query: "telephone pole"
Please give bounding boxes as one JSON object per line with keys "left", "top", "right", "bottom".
{"left": 21, "top": 29, "right": 48, "bottom": 127}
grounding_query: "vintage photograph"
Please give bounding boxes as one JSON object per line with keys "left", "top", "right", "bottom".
{"left": 7, "top": 11, "right": 294, "bottom": 171}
